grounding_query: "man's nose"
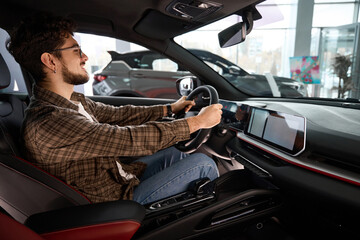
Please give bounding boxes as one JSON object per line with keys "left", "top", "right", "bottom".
{"left": 82, "top": 52, "right": 88, "bottom": 61}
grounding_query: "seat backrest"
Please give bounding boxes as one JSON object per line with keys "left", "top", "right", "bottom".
{"left": 0, "top": 93, "right": 26, "bottom": 156}
{"left": 0, "top": 54, "right": 90, "bottom": 223}
{"left": 0, "top": 53, "right": 24, "bottom": 157}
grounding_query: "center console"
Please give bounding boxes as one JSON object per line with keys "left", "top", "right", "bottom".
{"left": 133, "top": 169, "right": 282, "bottom": 240}
{"left": 147, "top": 177, "right": 216, "bottom": 212}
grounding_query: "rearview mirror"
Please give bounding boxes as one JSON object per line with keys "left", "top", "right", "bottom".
{"left": 218, "top": 22, "right": 247, "bottom": 48}
{"left": 176, "top": 76, "right": 197, "bottom": 96}
{"left": 218, "top": 8, "right": 261, "bottom": 48}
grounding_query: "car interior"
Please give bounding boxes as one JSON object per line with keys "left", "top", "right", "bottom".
{"left": 0, "top": 0, "right": 360, "bottom": 240}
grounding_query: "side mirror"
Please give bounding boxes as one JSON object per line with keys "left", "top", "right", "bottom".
{"left": 176, "top": 76, "right": 197, "bottom": 96}
{"left": 228, "top": 65, "right": 241, "bottom": 74}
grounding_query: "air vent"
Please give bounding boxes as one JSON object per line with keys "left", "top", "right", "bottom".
{"left": 166, "top": 0, "right": 223, "bottom": 21}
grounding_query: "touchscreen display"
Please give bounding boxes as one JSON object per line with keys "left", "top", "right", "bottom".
{"left": 246, "top": 108, "right": 305, "bottom": 155}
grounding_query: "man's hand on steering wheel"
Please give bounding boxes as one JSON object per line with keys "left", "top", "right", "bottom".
{"left": 174, "top": 85, "right": 223, "bottom": 153}
{"left": 186, "top": 104, "right": 223, "bottom": 134}
{"left": 171, "top": 96, "right": 196, "bottom": 114}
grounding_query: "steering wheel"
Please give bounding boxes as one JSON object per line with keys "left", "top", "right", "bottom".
{"left": 175, "top": 85, "right": 219, "bottom": 153}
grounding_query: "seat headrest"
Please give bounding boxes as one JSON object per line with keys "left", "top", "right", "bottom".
{"left": 0, "top": 54, "right": 11, "bottom": 90}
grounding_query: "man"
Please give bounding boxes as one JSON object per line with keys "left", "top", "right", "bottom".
{"left": 6, "top": 13, "right": 223, "bottom": 204}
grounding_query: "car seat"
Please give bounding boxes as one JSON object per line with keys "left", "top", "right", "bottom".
{"left": 0, "top": 54, "right": 145, "bottom": 239}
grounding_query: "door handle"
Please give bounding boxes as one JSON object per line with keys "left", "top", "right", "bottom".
{"left": 133, "top": 74, "right": 144, "bottom": 78}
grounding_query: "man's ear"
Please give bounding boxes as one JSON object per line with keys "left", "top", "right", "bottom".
{"left": 40, "top": 52, "right": 57, "bottom": 73}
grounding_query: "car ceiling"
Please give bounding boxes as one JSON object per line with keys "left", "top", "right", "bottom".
{"left": 0, "top": 0, "right": 263, "bottom": 52}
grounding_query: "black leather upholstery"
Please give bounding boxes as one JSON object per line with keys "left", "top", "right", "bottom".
{"left": 0, "top": 94, "right": 27, "bottom": 156}
{"left": 0, "top": 53, "right": 24, "bottom": 156}
{"left": 1, "top": 201, "right": 145, "bottom": 240}
{"left": 0, "top": 54, "right": 10, "bottom": 89}
{"left": 0, "top": 54, "right": 91, "bottom": 223}
{"left": 0, "top": 154, "right": 91, "bottom": 223}
{"left": 0, "top": 54, "right": 145, "bottom": 240}
{"left": 25, "top": 200, "right": 145, "bottom": 234}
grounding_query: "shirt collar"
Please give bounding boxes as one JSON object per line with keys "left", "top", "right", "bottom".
{"left": 32, "top": 85, "right": 86, "bottom": 110}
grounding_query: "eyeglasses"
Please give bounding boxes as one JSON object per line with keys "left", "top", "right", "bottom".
{"left": 50, "top": 45, "right": 83, "bottom": 58}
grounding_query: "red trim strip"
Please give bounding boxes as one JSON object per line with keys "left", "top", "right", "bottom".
{"left": 238, "top": 136, "right": 360, "bottom": 186}
{"left": 41, "top": 221, "right": 141, "bottom": 240}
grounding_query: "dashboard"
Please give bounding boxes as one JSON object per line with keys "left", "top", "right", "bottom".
{"left": 220, "top": 101, "right": 306, "bottom": 156}
{"left": 211, "top": 99, "right": 360, "bottom": 207}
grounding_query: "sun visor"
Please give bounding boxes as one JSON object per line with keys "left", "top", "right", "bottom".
{"left": 69, "top": 14, "right": 115, "bottom": 35}
{"left": 134, "top": 10, "right": 200, "bottom": 40}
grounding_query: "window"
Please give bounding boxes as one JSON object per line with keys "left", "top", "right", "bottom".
{"left": 152, "top": 59, "right": 178, "bottom": 72}
{"left": 80, "top": 33, "right": 188, "bottom": 99}
{"left": 313, "top": 3, "right": 356, "bottom": 27}
{"left": 175, "top": 0, "right": 298, "bottom": 78}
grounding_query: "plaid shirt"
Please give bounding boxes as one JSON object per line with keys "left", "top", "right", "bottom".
{"left": 22, "top": 85, "right": 190, "bottom": 203}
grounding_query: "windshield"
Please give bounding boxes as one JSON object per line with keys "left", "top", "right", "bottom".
{"left": 175, "top": 0, "right": 360, "bottom": 101}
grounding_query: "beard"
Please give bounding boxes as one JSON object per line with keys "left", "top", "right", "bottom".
{"left": 61, "top": 61, "right": 89, "bottom": 85}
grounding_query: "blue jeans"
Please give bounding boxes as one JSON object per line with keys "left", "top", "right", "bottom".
{"left": 132, "top": 147, "right": 219, "bottom": 205}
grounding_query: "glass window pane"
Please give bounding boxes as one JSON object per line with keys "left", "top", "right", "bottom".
{"left": 234, "top": 29, "right": 295, "bottom": 78}
{"left": 313, "top": 4, "right": 355, "bottom": 27}
{"left": 176, "top": 28, "right": 295, "bottom": 77}
{"left": 318, "top": 26, "right": 356, "bottom": 98}
{"left": 74, "top": 33, "right": 147, "bottom": 96}
{"left": 78, "top": 32, "right": 185, "bottom": 99}
{"left": 310, "top": 28, "right": 321, "bottom": 56}
{"left": 152, "top": 59, "right": 178, "bottom": 72}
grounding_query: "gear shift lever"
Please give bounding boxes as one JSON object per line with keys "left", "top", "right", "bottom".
{"left": 190, "top": 177, "right": 214, "bottom": 195}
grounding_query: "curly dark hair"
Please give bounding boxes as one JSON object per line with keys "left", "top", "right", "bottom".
{"left": 6, "top": 13, "right": 77, "bottom": 83}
